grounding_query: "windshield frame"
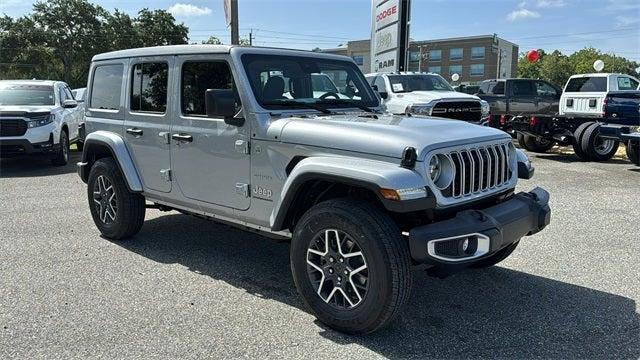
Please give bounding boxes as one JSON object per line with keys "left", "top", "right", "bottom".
{"left": 0, "top": 84, "right": 56, "bottom": 106}
{"left": 240, "top": 53, "right": 379, "bottom": 111}
{"left": 387, "top": 74, "right": 454, "bottom": 93}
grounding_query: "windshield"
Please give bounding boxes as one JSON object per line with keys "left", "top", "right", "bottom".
{"left": 565, "top": 77, "right": 607, "bottom": 92}
{"left": 387, "top": 74, "right": 454, "bottom": 93}
{"left": 0, "top": 84, "right": 55, "bottom": 106}
{"left": 241, "top": 54, "right": 378, "bottom": 110}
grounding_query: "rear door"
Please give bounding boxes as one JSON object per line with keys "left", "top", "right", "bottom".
{"left": 508, "top": 80, "right": 538, "bottom": 115}
{"left": 123, "top": 57, "right": 173, "bottom": 193}
{"left": 534, "top": 80, "right": 560, "bottom": 115}
{"left": 170, "top": 56, "right": 251, "bottom": 210}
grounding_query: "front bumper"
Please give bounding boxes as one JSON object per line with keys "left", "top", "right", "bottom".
{"left": 0, "top": 135, "right": 60, "bottom": 157}
{"left": 409, "top": 187, "right": 550, "bottom": 265}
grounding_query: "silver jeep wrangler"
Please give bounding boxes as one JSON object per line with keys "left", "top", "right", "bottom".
{"left": 78, "top": 45, "right": 551, "bottom": 334}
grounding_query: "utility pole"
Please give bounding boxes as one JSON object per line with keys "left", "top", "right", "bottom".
{"left": 230, "top": 0, "right": 239, "bottom": 45}
{"left": 249, "top": 29, "right": 253, "bottom": 46}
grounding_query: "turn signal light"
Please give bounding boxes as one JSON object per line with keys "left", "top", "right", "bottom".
{"left": 379, "top": 188, "right": 401, "bottom": 201}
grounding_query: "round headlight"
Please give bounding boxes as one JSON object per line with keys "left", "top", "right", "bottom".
{"left": 429, "top": 154, "right": 454, "bottom": 190}
{"left": 429, "top": 156, "right": 441, "bottom": 182}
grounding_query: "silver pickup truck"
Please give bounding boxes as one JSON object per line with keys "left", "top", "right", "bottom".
{"left": 77, "top": 45, "right": 551, "bottom": 334}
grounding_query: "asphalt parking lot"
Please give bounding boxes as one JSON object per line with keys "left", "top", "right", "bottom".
{"left": 1, "top": 147, "right": 638, "bottom": 359}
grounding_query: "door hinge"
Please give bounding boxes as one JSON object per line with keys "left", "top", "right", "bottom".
{"left": 160, "top": 168, "right": 172, "bottom": 182}
{"left": 234, "top": 139, "right": 250, "bottom": 154}
{"left": 235, "top": 183, "right": 249, "bottom": 197}
{"left": 158, "top": 131, "right": 170, "bottom": 144}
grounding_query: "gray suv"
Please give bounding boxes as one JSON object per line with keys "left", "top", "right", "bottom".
{"left": 77, "top": 45, "right": 551, "bottom": 334}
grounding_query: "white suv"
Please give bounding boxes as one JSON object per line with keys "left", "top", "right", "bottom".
{"left": 0, "top": 80, "right": 84, "bottom": 165}
{"left": 366, "top": 72, "right": 490, "bottom": 123}
{"left": 560, "top": 73, "right": 640, "bottom": 117}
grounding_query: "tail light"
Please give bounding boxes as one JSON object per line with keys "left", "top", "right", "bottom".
{"left": 602, "top": 98, "right": 608, "bottom": 118}
{"left": 529, "top": 116, "right": 539, "bottom": 127}
{"left": 499, "top": 114, "right": 508, "bottom": 125}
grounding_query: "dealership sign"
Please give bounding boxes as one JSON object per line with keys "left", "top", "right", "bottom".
{"left": 371, "top": 0, "right": 410, "bottom": 73}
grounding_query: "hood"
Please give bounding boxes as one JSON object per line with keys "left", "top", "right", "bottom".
{"left": 0, "top": 105, "right": 56, "bottom": 115}
{"left": 396, "top": 91, "right": 480, "bottom": 105}
{"left": 269, "top": 113, "right": 510, "bottom": 160}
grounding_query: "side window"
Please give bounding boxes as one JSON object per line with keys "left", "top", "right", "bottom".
{"left": 511, "top": 81, "right": 536, "bottom": 96}
{"left": 130, "top": 62, "right": 169, "bottom": 113}
{"left": 535, "top": 81, "right": 558, "bottom": 97}
{"left": 182, "top": 61, "right": 235, "bottom": 117}
{"left": 489, "top": 81, "right": 505, "bottom": 95}
{"left": 90, "top": 64, "right": 124, "bottom": 110}
{"left": 63, "top": 86, "right": 73, "bottom": 101}
{"left": 374, "top": 76, "right": 387, "bottom": 92}
{"left": 478, "top": 82, "right": 489, "bottom": 94}
{"left": 617, "top": 77, "right": 637, "bottom": 91}
{"left": 58, "top": 86, "right": 67, "bottom": 103}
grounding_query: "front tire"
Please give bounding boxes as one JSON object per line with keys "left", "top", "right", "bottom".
{"left": 581, "top": 123, "right": 619, "bottom": 162}
{"left": 87, "top": 158, "right": 145, "bottom": 240}
{"left": 51, "top": 130, "right": 69, "bottom": 166}
{"left": 291, "top": 199, "right": 411, "bottom": 334}
{"left": 516, "top": 133, "right": 527, "bottom": 149}
{"left": 522, "top": 135, "right": 555, "bottom": 153}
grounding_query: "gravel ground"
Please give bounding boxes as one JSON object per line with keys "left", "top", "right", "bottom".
{"left": 0, "top": 148, "right": 638, "bottom": 359}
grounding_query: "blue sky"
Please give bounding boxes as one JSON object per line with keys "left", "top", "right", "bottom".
{"left": 2, "top": 0, "right": 639, "bottom": 61}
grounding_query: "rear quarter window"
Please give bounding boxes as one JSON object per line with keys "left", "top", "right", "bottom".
{"left": 565, "top": 77, "right": 607, "bottom": 92}
{"left": 617, "top": 77, "right": 639, "bottom": 91}
{"left": 90, "top": 64, "right": 124, "bottom": 110}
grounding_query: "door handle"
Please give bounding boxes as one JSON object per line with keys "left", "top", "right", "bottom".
{"left": 171, "top": 133, "right": 193, "bottom": 142}
{"left": 126, "top": 128, "right": 143, "bottom": 136}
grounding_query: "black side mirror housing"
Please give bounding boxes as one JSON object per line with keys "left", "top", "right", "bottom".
{"left": 63, "top": 99, "right": 78, "bottom": 108}
{"left": 205, "top": 89, "right": 245, "bottom": 126}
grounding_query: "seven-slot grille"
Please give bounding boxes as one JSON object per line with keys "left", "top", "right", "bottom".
{"left": 431, "top": 101, "right": 482, "bottom": 122}
{"left": 0, "top": 118, "right": 28, "bottom": 137}
{"left": 444, "top": 142, "right": 513, "bottom": 198}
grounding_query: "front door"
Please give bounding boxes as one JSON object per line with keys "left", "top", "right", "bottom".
{"left": 124, "top": 57, "right": 173, "bottom": 193}
{"left": 170, "top": 56, "right": 251, "bottom": 210}
{"left": 509, "top": 80, "right": 538, "bottom": 115}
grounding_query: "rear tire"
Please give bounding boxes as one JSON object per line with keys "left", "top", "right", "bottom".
{"left": 87, "top": 158, "right": 145, "bottom": 240}
{"left": 627, "top": 140, "right": 640, "bottom": 166}
{"left": 522, "top": 135, "right": 555, "bottom": 153}
{"left": 291, "top": 199, "right": 411, "bottom": 334}
{"left": 572, "top": 122, "right": 593, "bottom": 160}
{"left": 51, "top": 130, "right": 69, "bottom": 166}
{"left": 581, "top": 123, "right": 619, "bottom": 162}
{"left": 470, "top": 241, "right": 519, "bottom": 268}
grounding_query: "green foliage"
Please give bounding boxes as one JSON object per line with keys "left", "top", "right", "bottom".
{"left": 517, "top": 47, "right": 639, "bottom": 87}
{"left": 0, "top": 0, "right": 189, "bottom": 87}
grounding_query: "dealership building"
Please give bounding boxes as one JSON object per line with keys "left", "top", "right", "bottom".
{"left": 322, "top": 35, "right": 519, "bottom": 84}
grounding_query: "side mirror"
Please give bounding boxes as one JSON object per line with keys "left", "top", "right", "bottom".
{"left": 205, "top": 89, "right": 244, "bottom": 127}
{"left": 516, "top": 149, "right": 535, "bottom": 179}
{"left": 63, "top": 99, "right": 78, "bottom": 108}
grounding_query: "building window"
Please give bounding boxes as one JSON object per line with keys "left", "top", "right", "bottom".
{"left": 429, "top": 50, "right": 442, "bottom": 62}
{"left": 450, "top": 48, "right": 463, "bottom": 61}
{"left": 428, "top": 66, "right": 441, "bottom": 74}
{"left": 470, "top": 64, "right": 484, "bottom": 76}
{"left": 449, "top": 65, "right": 462, "bottom": 75}
{"left": 471, "top": 46, "right": 485, "bottom": 59}
{"left": 352, "top": 55, "right": 364, "bottom": 66}
{"left": 408, "top": 62, "right": 420, "bottom": 71}
{"left": 409, "top": 51, "right": 420, "bottom": 62}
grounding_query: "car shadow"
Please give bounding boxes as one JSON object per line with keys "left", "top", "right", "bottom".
{"left": 0, "top": 151, "right": 81, "bottom": 178}
{"left": 114, "top": 213, "right": 639, "bottom": 358}
{"left": 531, "top": 153, "right": 630, "bottom": 165}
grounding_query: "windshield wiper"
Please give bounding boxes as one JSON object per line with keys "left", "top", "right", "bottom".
{"left": 316, "top": 99, "right": 376, "bottom": 113}
{"left": 262, "top": 100, "right": 333, "bottom": 114}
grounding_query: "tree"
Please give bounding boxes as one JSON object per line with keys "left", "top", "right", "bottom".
{"left": 134, "top": 9, "right": 188, "bottom": 47}
{"left": 517, "top": 49, "right": 545, "bottom": 79}
{"left": 569, "top": 47, "right": 639, "bottom": 78}
{"left": 202, "top": 36, "right": 223, "bottom": 45}
{"left": 539, "top": 50, "right": 573, "bottom": 87}
{"left": 105, "top": 10, "right": 139, "bottom": 50}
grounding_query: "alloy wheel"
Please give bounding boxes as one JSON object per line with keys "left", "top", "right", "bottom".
{"left": 93, "top": 175, "right": 117, "bottom": 224}
{"left": 306, "top": 229, "right": 369, "bottom": 309}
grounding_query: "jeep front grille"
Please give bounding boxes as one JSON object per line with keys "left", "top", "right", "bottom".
{"left": 444, "top": 142, "right": 513, "bottom": 199}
